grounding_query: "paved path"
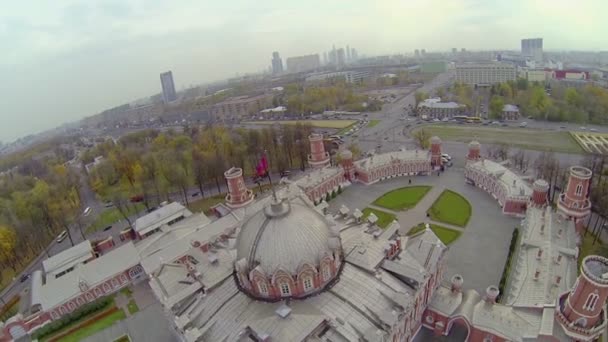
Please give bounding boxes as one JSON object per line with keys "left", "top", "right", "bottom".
{"left": 329, "top": 169, "right": 520, "bottom": 295}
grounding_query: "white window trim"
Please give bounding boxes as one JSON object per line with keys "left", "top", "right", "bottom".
{"left": 575, "top": 184, "right": 583, "bottom": 196}
{"left": 584, "top": 293, "right": 600, "bottom": 311}
{"left": 280, "top": 282, "right": 291, "bottom": 296}
{"left": 303, "top": 277, "right": 314, "bottom": 292}
{"left": 257, "top": 281, "right": 268, "bottom": 295}
{"left": 322, "top": 266, "right": 331, "bottom": 282}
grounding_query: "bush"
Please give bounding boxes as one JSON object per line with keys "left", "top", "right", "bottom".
{"left": 32, "top": 296, "right": 115, "bottom": 340}
{"left": 497, "top": 228, "right": 519, "bottom": 302}
{"left": 325, "top": 193, "right": 331, "bottom": 202}
{"left": 331, "top": 190, "right": 337, "bottom": 199}
{"left": 337, "top": 186, "right": 342, "bottom": 194}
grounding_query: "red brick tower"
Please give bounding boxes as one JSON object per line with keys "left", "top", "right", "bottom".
{"left": 430, "top": 136, "right": 442, "bottom": 169}
{"left": 466, "top": 140, "right": 481, "bottom": 163}
{"left": 308, "top": 133, "right": 330, "bottom": 168}
{"left": 557, "top": 166, "right": 592, "bottom": 235}
{"left": 224, "top": 167, "right": 254, "bottom": 209}
{"left": 339, "top": 149, "right": 355, "bottom": 181}
{"left": 531, "top": 179, "right": 549, "bottom": 207}
{"left": 556, "top": 255, "right": 608, "bottom": 340}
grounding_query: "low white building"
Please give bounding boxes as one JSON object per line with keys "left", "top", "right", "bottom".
{"left": 417, "top": 98, "right": 466, "bottom": 120}
{"left": 42, "top": 240, "right": 95, "bottom": 280}
{"left": 134, "top": 202, "right": 194, "bottom": 239}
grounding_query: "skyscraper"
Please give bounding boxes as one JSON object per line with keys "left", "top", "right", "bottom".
{"left": 160, "top": 71, "right": 177, "bottom": 103}
{"left": 351, "top": 48, "right": 358, "bottom": 61}
{"left": 271, "top": 51, "right": 283, "bottom": 74}
{"left": 521, "top": 38, "right": 543, "bottom": 62}
{"left": 346, "top": 45, "right": 351, "bottom": 61}
{"left": 336, "top": 48, "right": 346, "bottom": 68}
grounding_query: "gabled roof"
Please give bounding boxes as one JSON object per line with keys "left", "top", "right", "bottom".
{"left": 42, "top": 240, "right": 93, "bottom": 278}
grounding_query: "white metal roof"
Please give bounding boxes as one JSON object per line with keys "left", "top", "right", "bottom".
{"left": 467, "top": 159, "right": 532, "bottom": 198}
{"left": 503, "top": 104, "right": 520, "bottom": 112}
{"left": 42, "top": 240, "right": 94, "bottom": 279}
{"left": 355, "top": 148, "right": 430, "bottom": 172}
{"left": 39, "top": 242, "right": 140, "bottom": 310}
{"left": 295, "top": 166, "right": 344, "bottom": 190}
{"left": 134, "top": 202, "right": 193, "bottom": 235}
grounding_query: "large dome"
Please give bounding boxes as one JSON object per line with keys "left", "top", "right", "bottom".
{"left": 236, "top": 196, "right": 336, "bottom": 276}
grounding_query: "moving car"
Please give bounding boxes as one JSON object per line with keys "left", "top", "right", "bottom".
{"left": 191, "top": 192, "right": 200, "bottom": 197}
{"left": 519, "top": 122, "right": 527, "bottom": 127}
{"left": 441, "top": 153, "right": 452, "bottom": 161}
{"left": 103, "top": 225, "right": 113, "bottom": 231}
{"left": 56, "top": 230, "right": 68, "bottom": 243}
{"left": 83, "top": 207, "right": 91, "bottom": 216}
{"left": 20, "top": 274, "right": 30, "bottom": 283}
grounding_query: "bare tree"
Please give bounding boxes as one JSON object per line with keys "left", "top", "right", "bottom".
{"left": 510, "top": 149, "right": 529, "bottom": 172}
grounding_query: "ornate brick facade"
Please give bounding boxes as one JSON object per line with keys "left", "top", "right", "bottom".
{"left": 224, "top": 167, "right": 254, "bottom": 208}
{"left": 308, "top": 133, "right": 330, "bottom": 168}
{"left": 557, "top": 166, "right": 592, "bottom": 235}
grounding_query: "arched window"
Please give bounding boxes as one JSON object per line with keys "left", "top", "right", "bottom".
{"left": 322, "top": 265, "right": 331, "bottom": 282}
{"left": 576, "top": 184, "right": 583, "bottom": 196}
{"left": 280, "top": 282, "right": 291, "bottom": 296}
{"left": 257, "top": 281, "right": 268, "bottom": 296}
{"left": 584, "top": 292, "right": 600, "bottom": 311}
{"left": 303, "top": 277, "right": 314, "bottom": 292}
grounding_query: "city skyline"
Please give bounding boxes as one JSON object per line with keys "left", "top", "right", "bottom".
{"left": 1, "top": 0, "right": 608, "bottom": 141}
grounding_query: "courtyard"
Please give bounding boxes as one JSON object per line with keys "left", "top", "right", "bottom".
{"left": 328, "top": 169, "right": 520, "bottom": 295}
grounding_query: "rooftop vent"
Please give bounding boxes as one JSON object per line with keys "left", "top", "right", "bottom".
{"left": 208, "top": 253, "right": 219, "bottom": 264}
{"left": 275, "top": 303, "right": 292, "bottom": 318}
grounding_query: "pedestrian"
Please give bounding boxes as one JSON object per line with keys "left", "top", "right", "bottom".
{"left": 408, "top": 179, "right": 412, "bottom": 184}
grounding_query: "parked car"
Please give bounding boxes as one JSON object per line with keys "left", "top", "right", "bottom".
{"left": 590, "top": 128, "right": 598, "bottom": 132}
{"left": 20, "top": 274, "right": 31, "bottom": 283}
{"left": 191, "top": 192, "right": 200, "bottom": 197}
{"left": 280, "top": 170, "right": 291, "bottom": 177}
{"left": 104, "top": 201, "right": 114, "bottom": 208}
{"left": 130, "top": 194, "right": 144, "bottom": 203}
{"left": 56, "top": 230, "right": 68, "bottom": 243}
{"left": 441, "top": 153, "right": 452, "bottom": 161}
{"left": 103, "top": 225, "right": 113, "bottom": 231}
{"left": 519, "top": 122, "right": 527, "bottom": 127}
{"left": 580, "top": 127, "right": 587, "bottom": 131}
{"left": 83, "top": 207, "right": 91, "bottom": 216}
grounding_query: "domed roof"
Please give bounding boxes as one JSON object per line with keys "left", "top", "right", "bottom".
{"left": 469, "top": 140, "right": 480, "bottom": 147}
{"left": 236, "top": 196, "right": 335, "bottom": 276}
{"left": 430, "top": 136, "right": 442, "bottom": 144}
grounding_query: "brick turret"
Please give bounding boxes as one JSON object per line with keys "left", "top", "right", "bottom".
{"left": 531, "top": 179, "right": 549, "bottom": 207}
{"left": 556, "top": 255, "right": 608, "bottom": 341}
{"left": 308, "top": 133, "right": 330, "bottom": 168}
{"left": 557, "top": 166, "right": 592, "bottom": 235}
{"left": 224, "top": 167, "right": 254, "bottom": 208}
{"left": 466, "top": 140, "right": 481, "bottom": 163}
{"left": 339, "top": 149, "right": 355, "bottom": 181}
{"left": 430, "top": 136, "right": 442, "bottom": 168}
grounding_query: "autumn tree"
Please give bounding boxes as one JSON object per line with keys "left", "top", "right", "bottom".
{"left": 413, "top": 129, "right": 431, "bottom": 149}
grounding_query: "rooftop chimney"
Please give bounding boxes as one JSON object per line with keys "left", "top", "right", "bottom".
{"left": 537, "top": 249, "right": 543, "bottom": 260}
{"left": 534, "top": 269, "right": 541, "bottom": 280}
{"left": 451, "top": 274, "right": 464, "bottom": 293}
{"left": 485, "top": 285, "right": 499, "bottom": 304}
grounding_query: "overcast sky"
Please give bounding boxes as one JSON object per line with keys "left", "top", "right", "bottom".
{"left": 1, "top": 0, "right": 607, "bottom": 142}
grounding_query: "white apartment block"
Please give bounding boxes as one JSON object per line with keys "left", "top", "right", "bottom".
{"left": 456, "top": 63, "right": 517, "bottom": 85}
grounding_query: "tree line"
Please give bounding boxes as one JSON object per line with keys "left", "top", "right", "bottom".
{"left": 489, "top": 79, "right": 608, "bottom": 123}
{"left": 86, "top": 123, "right": 320, "bottom": 221}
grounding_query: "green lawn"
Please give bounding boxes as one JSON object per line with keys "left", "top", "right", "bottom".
{"left": 336, "top": 121, "right": 359, "bottom": 135}
{"left": 127, "top": 299, "right": 139, "bottom": 315}
{"left": 411, "top": 125, "right": 583, "bottom": 154}
{"left": 362, "top": 208, "right": 397, "bottom": 229}
{"left": 428, "top": 190, "right": 472, "bottom": 227}
{"left": 56, "top": 309, "right": 127, "bottom": 342}
{"left": 407, "top": 223, "right": 462, "bottom": 245}
{"left": 86, "top": 203, "right": 145, "bottom": 234}
{"left": 187, "top": 194, "right": 226, "bottom": 215}
{"left": 367, "top": 119, "right": 381, "bottom": 128}
{"left": 372, "top": 186, "right": 431, "bottom": 211}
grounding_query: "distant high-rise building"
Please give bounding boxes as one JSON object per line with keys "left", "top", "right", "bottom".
{"left": 461, "top": 48, "right": 466, "bottom": 52}
{"left": 452, "top": 48, "right": 457, "bottom": 54}
{"left": 521, "top": 38, "right": 543, "bottom": 62}
{"left": 286, "top": 54, "right": 321, "bottom": 73}
{"left": 414, "top": 49, "right": 420, "bottom": 57}
{"left": 351, "top": 48, "right": 358, "bottom": 61}
{"left": 455, "top": 62, "right": 516, "bottom": 85}
{"left": 160, "top": 71, "right": 177, "bottom": 103}
{"left": 323, "top": 52, "right": 328, "bottom": 65}
{"left": 421, "top": 49, "right": 426, "bottom": 55}
{"left": 337, "top": 48, "right": 346, "bottom": 67}
{"left": 271, "top": 51, "right": 284, "bottom": 74}
{"left": 346, "top": 45, "right": 351, "bottom": 61}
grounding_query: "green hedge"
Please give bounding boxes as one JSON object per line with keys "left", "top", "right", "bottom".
{"left": 32, "top": 296, "right": 115, "bottom": 340}
{"left": 497, "top": 228, "right": 519, "bottom": 302}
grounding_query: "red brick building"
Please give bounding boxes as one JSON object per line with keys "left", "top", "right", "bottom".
{"left": 557, "top": 166, "right": 592, "bottom": 235}
{"left": 224, "top": 167, "right": 254, "bottom": 208}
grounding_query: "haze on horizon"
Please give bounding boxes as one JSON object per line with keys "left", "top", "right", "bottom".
{"left": 1, "top": 0, "right": 606, "bottom": 142}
